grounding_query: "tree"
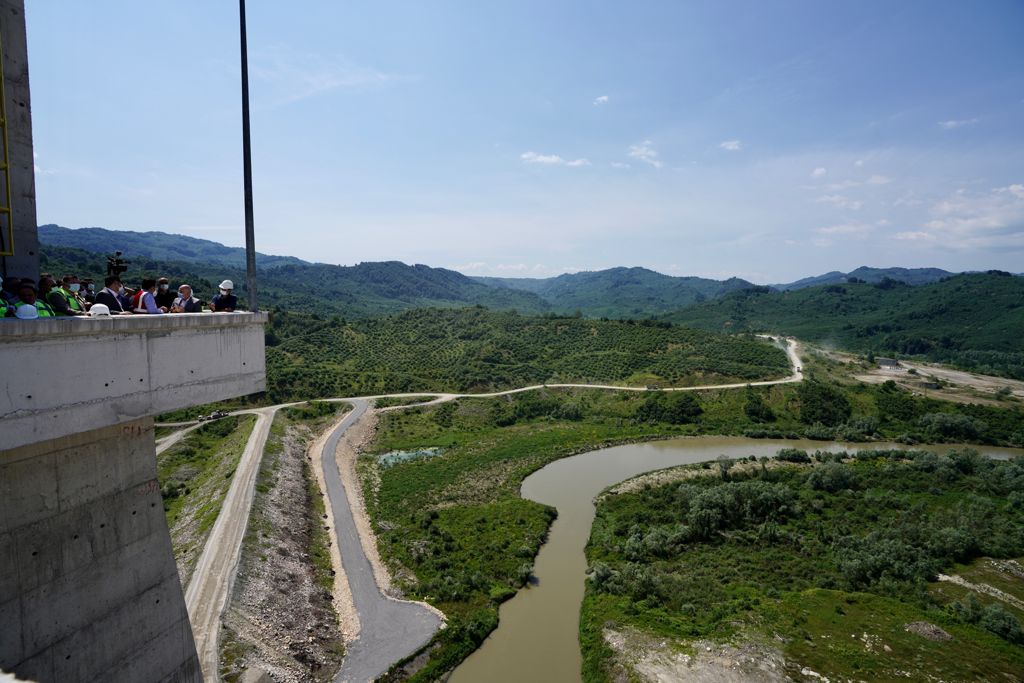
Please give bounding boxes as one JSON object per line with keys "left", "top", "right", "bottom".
{"left": 797, "top": 381, "right": 852, "bottom": 426}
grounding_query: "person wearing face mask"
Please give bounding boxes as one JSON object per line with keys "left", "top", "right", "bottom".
{"left": 47, "top": 275, "right": 88, "bottom": 316}
{"left": 82, "top": 279, "right": 97, "bottom": 304}
{"left": 155, "top": 277, "right": 176, "bottom": 309}
{"left": 171, "top": 283, "right": 203, "bottom": 313}
{"left": 95, "top": 275, "right": 129, "bottom": 313}
{"left": 209, "top": 279, "right": 237, "bottom": 312}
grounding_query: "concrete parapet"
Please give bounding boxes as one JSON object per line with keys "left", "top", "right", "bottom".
{"left": 0, "top": 312, "right": 268, "bottom": 451}
{"left": 1, "top": 420, "right": 200, "bottom": 682}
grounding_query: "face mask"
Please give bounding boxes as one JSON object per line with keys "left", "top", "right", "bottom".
{"left": 87, "top": 284, "right": 95, "bottom": 292}
{"left": 118, "top": 286, "right": 125, "bottom": 294}
{"left": 159, "top": 284, "right": 169, "bottom": 290}
{"left": 69, "top": 283, "right": 81, "bottom": 292}
{"left": 219, "top": 289, "right": 228, "bottom": 295}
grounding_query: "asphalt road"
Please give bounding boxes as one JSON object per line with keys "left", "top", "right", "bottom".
{"left": 320, "top": 400, "right": 444, "bottom": 683}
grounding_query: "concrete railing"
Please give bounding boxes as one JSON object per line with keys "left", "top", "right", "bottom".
{"left": 0, "top": 312, "right": 268, "bottom": 451}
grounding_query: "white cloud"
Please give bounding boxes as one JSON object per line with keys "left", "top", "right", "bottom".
{"left": 252, "top": 46, "right": 396, "bottom": 105}
{"left": 894, "top": 231, "right": 933, "bottom": 241}
{"left": 998, "top": 183, "right": 1024, "bottom": 200}
{"left": 937, "top": 117, "right": 979, "bottom": 130}
{"left": 719, "top": 139, "right": 743, "bottom": 151}
{"left": 866, "top": 175, "right": 892, "bottom": 185}
{"left": 811, "top": 167, "right": 827, "bottom": 178}
{"left": 520, "top": 151, "right": 590, "bottom": 167}
{"left": 593, "top": 95, "right": 609, "bottom": 105}
{"left": 815, "top": 194, "right": 864, "bottom": 210}
{"left": 817, "top": 222, "right": 872, "bottom": 236}
{"left": 610, "top": 161, "right": 631, "bottom": 169}
{"left": 825, "top": 180, "right": 861, "bottom": 191}
{"left": 628, "top": 141, "right": 663, "bottom": 168}
{"left": 854, "top": 159, "right": 865, "bottom": 167}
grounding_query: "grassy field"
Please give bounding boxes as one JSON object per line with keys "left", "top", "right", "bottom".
{"left": 157, "top": 415, "right": 256, "bottom": 584}
{"left": 582, "top": 450, "right": 1024, "bottom": 681}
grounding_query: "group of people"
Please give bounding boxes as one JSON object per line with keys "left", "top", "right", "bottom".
{"left": 1, "top": 272, "right": 240, "bottom": 319}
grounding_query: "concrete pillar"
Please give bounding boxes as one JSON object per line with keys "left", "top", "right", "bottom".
{"left": 0, "top": 0, "right": 40, "bottom": 279}
{"left": 1, "top": 420, "right": 201, "bottom": 682}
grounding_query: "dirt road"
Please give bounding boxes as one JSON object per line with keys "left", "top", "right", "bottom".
{"left": 183, "top": 406, "right": 277, "bottom": 681}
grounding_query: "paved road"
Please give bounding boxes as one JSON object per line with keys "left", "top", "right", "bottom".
{"left": 319, "top": 401, "right": 444, "bottom": 683}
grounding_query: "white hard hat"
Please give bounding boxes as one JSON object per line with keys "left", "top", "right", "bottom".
{"left": 89, "top": 303, "right": 111, "bottom": 317}
{"left": 219, "top": 280, "right": 234, "bottom": 290}
{"left": 15, "top": 304, "right": 38, "bottom": 320}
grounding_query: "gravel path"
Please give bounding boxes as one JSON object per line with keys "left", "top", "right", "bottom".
{"left": 319, "top": 400, "right": 443, "bottom": 683}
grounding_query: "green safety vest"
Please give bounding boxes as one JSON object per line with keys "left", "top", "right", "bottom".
{"left": 33, "top": 300, "right": 55, "bottom": 317}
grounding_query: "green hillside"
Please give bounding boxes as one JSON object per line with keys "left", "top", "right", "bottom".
{"left": 37, "top": 243, "right": 550, "bottom": 318}
{"left": 476, "top": 267, "right": 756, "bottom": 318}
{"left": 666, "top": 272, "right": 1024, "bottom": 377}
{"left": 264, "top": 307, "right": 790, "bottom": 401}
{"left": 38, "top": 224, "right": 307, "bottom": 269}
{"left": 771, "top": 266, "right": 954, "bottom": 291}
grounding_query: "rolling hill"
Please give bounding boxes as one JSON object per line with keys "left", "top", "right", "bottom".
{"left": 665, "top": 272, "right": 1024, "bottom": 377}
{"left": 770, "top": 266, "right": 955, "bottom": 291}
{"left": 475, "top": 267, "right": 757, "bottom": 318}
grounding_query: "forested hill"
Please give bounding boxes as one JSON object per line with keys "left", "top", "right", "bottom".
{"left": 39, "top": 224, "right": 307, "bottom": 270}
{"left": 264, "top": 307, "right": 790, "bottom": 401}
{"left": 38, "top": 243, "right": 550, "bottom": 317}
{"left": 665, "top": 272, "right": 1024, "bottom": 377}
{"left": 475, "top": 267, "right": 756, "bottom": 318}
{"left": 770, "top": 266, "right": 955, "bottom": 291}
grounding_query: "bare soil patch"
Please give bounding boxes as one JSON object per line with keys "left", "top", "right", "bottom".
{"left": 220, "top": 421, "right": 345, "bottom": 683}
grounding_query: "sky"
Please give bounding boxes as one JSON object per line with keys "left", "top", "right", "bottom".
{"left": 26, "top": 0, "right": 1024, "bottom": 283}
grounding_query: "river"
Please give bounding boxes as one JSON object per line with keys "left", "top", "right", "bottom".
{"left": 450, "top": 436, "right": 1023, "bottom": 683}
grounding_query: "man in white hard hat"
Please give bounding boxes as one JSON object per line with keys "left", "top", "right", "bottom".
{"left": 209, "top": 279, "right": 237, "bottom": 312}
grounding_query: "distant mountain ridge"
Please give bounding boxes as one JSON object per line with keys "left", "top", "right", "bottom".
{"left": 39, "top": 224, "right": 309, "bottom": 270}
{"left": 476, "top": 267, "right": 757, "bottom": 318}
{"left": 771, "top": 266, "right": 955, "bottom": 291}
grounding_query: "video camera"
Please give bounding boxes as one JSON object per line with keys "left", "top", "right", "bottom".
{"left": 106, "top": 251, "right": 129, "bottom": 277}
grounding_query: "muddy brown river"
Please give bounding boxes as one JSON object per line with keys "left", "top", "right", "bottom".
{"left": 449, "top": 436, "right": 1022, "bottom": 683}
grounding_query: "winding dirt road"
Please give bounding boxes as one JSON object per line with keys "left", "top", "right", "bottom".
{"left": 168, "top": 337, "right": 801, "bottom": 681}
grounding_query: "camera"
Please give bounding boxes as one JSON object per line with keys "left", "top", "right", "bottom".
{"left": 106, "top": 251, "right": 129, "bottom": 277}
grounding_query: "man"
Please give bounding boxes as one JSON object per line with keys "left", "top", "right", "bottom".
{"left": 95, "top": 275, "right": 130, "bottom": 313}
{"left": 209, "top": 279, "right": 237, "bottom": 312}
{"left": 133, "top": 278, "right": 166, "bottom": 314}
{"left": 47, "top": 275, "right": 88, "bottom": 316}
{"left": 82, "top": 279, "right": 97, "bottom": 304}
{"left": 5, "top": 281, "right": 55, "bottom": 318}
{"left": 155, "top": 277, "right": 176, "bottom": 309}
{"left": 171, "top": 284, "right": 203, "bottom": 313}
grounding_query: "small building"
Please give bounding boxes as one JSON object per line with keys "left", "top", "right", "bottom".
{"left": 877, "top": 357, "right": 901, "bottom": 369}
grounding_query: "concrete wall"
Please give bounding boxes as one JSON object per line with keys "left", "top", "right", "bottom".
{"left": 1, "top": 312, "right": 268, "bottom": 452}
{"left": 1, "top": 420, "right": 201, "bottom": 682}
{"left": 0, "top": 0, "right": 39, "bottom": 278}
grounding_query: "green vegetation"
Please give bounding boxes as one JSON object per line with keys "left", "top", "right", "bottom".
{"left": 477, "top": 266, "right": 755, "bottom": 318}
{"left": 582, "top": 450, "right": 1024, "bottom": 681}
{"left": 666, "top": 272, "right": 1024, "bottom": 379}
{"left": 266, "top": 308, "right": 789, "bottom": 401}
{"left": 157, "top": 415, "right": 256, "bottom": 581}
{"left": 38, "top": 237, "right": 548, "bottom": 317}
{"left": 365, "top": 386, "right": 1023, "bottom": 679}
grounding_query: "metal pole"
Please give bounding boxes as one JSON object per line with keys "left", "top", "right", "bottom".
{"left": 240, "top": 0, "right": 257, "bottom": 312}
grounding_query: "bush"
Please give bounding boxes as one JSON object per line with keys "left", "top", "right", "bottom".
{"left": 807, "top": 462, "right": 857, "bottom": 493}
{"left": 797, "top": 382, "right": 852, "bottom": 426}
{"left": 918, "top": 413, "right": 987, "bottom": 441}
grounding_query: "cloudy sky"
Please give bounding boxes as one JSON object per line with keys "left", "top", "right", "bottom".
{"left": 28, "top": 0, "right": 1024, "bottom": 283}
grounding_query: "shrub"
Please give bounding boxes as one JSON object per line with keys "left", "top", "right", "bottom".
{"left": 807, "top": 462, "right": 857, "bottom": 493}
{"left": 797, "top": 381, "right": 852, "bottom": 426}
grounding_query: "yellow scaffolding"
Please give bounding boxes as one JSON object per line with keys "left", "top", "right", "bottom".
{"left": 0, "top": 25, "right": 14, "bottom": 257}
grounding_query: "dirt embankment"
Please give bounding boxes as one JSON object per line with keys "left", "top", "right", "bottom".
{"left": 220, "top": 421, "right": 345, "bottom": 683}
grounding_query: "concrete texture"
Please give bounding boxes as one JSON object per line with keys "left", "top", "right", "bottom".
{"left": 0, "top": 0, "right": 39, "bottom": 277}
{"left": 0, "top": 312, "right": 268, "bottom": 451}
{"left": 0, "top": 420, "right": 201, "bottom": 682}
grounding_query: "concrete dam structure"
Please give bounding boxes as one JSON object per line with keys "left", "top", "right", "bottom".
{"left": 0, "top": 0, "right": 269, "bottom": 679}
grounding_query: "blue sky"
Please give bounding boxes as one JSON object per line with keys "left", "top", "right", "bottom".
{"left": 27, "top": 1, "right": 1024, "bottom": 283}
